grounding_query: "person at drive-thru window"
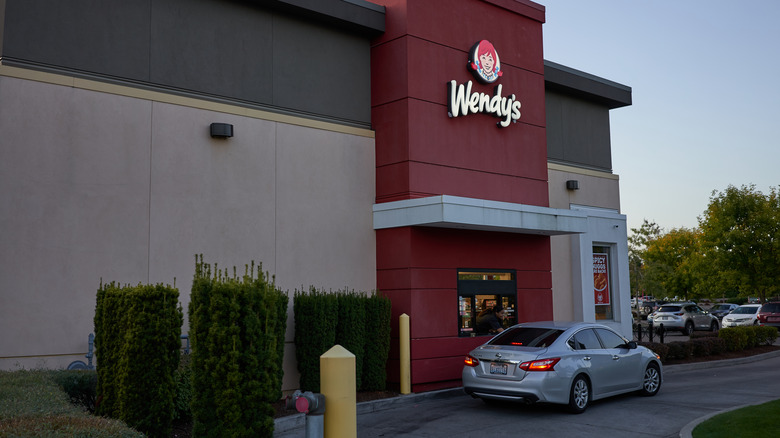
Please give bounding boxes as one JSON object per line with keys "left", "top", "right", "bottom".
{"left": 476, "top": 304, "right": 506, "bottom": 334}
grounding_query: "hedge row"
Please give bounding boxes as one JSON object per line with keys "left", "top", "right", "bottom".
{"left": 641, "top": 325, "right": 778, "bottom": 362}
{"left": 0, "top": 370, "right": 143, "bottom": 438}
{"left": 94, "top": 282, "right": 183, "bottom": 438}
{"left": 189, "top": 256, "right": 288, "bottom": 438}
{"left": 294, "top": 288, "right": 392, "bottom": 392}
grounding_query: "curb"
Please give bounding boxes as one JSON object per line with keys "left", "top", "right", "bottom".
{"left": 273, "top": 387, "right": 464, "bottom": 434}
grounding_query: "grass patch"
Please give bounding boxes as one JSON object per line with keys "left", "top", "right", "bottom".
{"left": 692, "top": 398, "right": 780, "bottom": 438}
{"left": 0, "top": 370, "right": 143, "bottom": 437}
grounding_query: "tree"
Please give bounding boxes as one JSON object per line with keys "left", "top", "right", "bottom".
{"left": 643, "top": 227, "right": 702, "bottom": 301}
{"left": 628, "top": 220, "right": 662, "bottom": 298}
{"left": 698, "top": 185, "right": 780, "bottom": 302}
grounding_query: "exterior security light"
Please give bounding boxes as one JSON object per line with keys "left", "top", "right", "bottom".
{"left": 210, "top": 123, "right": 233, "bottom": 138}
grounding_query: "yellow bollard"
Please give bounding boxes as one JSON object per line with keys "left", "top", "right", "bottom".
{"left": 399, "top": 313, "right": 411, "bottom": 394}
{"left": 321, "top": 345, "right": 356, "bottom": 438}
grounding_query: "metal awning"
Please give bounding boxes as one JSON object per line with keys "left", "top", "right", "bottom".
{"left": 373, "top": 195, "right": 587, "bottom": 235}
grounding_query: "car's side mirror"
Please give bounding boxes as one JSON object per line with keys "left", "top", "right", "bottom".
{"left": 624, "top": 341, "right": 637, "bottom": 349}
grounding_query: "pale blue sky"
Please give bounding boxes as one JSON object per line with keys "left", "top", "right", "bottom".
{"left": 542, "top": 0, "right": 780, "bottom": 232}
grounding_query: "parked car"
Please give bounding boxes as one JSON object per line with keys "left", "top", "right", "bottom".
{"left": 709, "top": 303, "right": 739, "bottom": 320}
{"left": 757, "top": 302, "right": 780, "bottom": 328}
{"left": 637, "top": 300, "right": 659, "bottom": 320}
{"left": 649, "top": 303, "right": 719, "bottom": 335}
{"left": 462, "top": 321, "right": 662, "bottom": 414}
{"left": 721, "top": 304, "right": 761, "bottom": 328}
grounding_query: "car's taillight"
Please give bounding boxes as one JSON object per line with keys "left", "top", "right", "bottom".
{"left": 675, "top": 312, "right": 684, "bottom": 316}
{"left": 464, "top": 355, "right": 479, "bottom": 367}
{"left": 519, "top": 357, "right": 560, "bottom": 372}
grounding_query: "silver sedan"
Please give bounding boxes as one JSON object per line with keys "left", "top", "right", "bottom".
{"left": 462, "top": 321, "right": 662, "bottom": 413}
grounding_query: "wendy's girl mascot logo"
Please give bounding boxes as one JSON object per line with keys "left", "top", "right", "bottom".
{"left": 468, "top": 40, "right": 502, "bottom": 84}
{"left": 448, "top": 40, "right": 521, "bottom": 128}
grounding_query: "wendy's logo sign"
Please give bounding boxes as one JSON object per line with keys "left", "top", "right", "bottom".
{"left": 468, "top": 40, "right": 502, "bottom": 84}
{"left": 447, "top": 40, "right": 521, "bottom": 128}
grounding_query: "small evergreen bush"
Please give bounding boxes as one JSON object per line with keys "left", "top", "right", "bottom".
{"left": 189, "top": 256, "right": 288, "bottom": 438}
{"left": 362, "top": 293, "right": 392, "bottom": 391}
{"left": 719, "top": 327, "right": 749, "bottom": 351}
{"left": 51, "top": 370, "right": 97, "bottom": 413}
{"left": 294, "top": 287, "right": 338, "bottom": 392}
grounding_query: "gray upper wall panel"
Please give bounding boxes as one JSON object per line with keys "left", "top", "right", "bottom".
{"left": 1, "top": 0, "right": 382, "bottom": 127}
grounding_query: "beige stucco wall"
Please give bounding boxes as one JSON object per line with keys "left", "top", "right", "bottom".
{"left": 0, "top": 66, "right": 376, "bottom": 391}
{"left": 548, "top": 163, "right": 632, "bottom": 337}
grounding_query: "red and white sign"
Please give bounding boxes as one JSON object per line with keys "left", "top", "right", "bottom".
{"left": 593, "top": 253, "right": 610, "bottom": 306}
{"left": 447, "top": 40, "right": 521, "bottom": 128}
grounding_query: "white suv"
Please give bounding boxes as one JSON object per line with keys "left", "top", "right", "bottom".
{"left": 650, "top": 302, "right": 719, "bottom": 335}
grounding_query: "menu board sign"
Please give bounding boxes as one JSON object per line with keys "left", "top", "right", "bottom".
{"left": 593, "top": 253, "right": 610, "bottom": 306}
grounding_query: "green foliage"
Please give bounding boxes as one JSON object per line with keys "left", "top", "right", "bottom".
{"left": 336, "top": 291, "right": 367, "bottom": 390}
{"left": 698, "top": 185, "right": 780, "bottom": 301}
{"left": 189, "top": 256, "right": 288, "bottom": 438}
{"left": 0, "top": 370, "right": 143, "bottom": 437}
{"left": 638, "top": 342, "right": 669, "bottom": 362}
{"left": 693, "top": 398, "right": 780, "bottom": 438}
{"left": 719, "top": 327, "right": 750, "bottom": 351}
{"left": 293, "top": 288, "right": 393, "bottom": 392}
{"left": 362, "top": 293, "right": 392, "bottom": 391}
{"left": 94, "top": 281, "right": 183, "bottom": 438}
{"left": 173, "top": 352, "right": 193, "bottom": 421}
{"left": 629, "top": 185, "right": 780, "bottom": 301}
{"left": 51, "top": 370, "right": 97, "bottom": 413}
{"left": 665, "top": 341, "right": 694, "bottom": 360}
{"left": 294, "top": 287, "right": 338, "bottom": 392}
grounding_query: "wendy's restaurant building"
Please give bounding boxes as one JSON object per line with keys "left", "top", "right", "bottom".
{"left": 0, "top": 0, "right": 632, "bottom": 394}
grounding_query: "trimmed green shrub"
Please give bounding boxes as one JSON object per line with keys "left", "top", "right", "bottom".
{"left": 94, "top": 282, "right": 183, "bottom": 438}
{"left": 294, "top": 287, "right": 338, "bottom": 392}
{"left": 755, "top": 325, "right": 778, "bottom": 346}
{"left": 173, "top": 352, "right": 192, "bottom": 421}
{"left": 639, "top": 342, "right": 669, "bottom": 362}
{"left": 336, "top": 291, "right": 367, "bottom": 390}
{"left": 719, "top": 327, "right": 749, "bottom": 351}
{"left": 189, "top": 256, "right": 288, "bottom": 438}
{"left": 0, "top": 370, "right": 143, "bottom": 438}
{"left": 51, "top": 370, "right": 97, "bottom": 413}
{"left": 666, "top": 341, "right": 694, "bottom": 360}
{"left": 690, "top": 331, "right": 718, "bottom": 339}
{"left": 293, "top": 288, "right": 393, "bottom": 392}
{"left": 362, "top": 293, "right": 392, "bottom": 391}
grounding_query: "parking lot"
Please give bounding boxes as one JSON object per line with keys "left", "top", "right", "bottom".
{"left": 274, "top": 351, "right": 780, "bottom": 437}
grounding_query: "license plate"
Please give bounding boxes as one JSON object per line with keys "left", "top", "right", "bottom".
{"left": 489, "top": 362, "right": 508, "bottom": 375}
{"left": 659, "top": 316, "right": 668, "bottom": 320}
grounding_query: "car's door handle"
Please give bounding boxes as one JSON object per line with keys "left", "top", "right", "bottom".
{"left": 583, "top": 356, "right": 591, "bottom": 361}
{"left": 612, "top": 355, "right": 620, "bottom": 360}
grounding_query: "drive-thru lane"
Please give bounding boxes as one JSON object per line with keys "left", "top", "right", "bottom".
{"left": 274, "top": 351, "right": 780, "bottom": 437}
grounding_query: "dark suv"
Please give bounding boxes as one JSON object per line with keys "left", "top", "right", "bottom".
{"left": 757, "top": 302, "right": 780, "bottom": 328}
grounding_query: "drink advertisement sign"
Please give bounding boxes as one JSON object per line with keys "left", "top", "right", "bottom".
{"left": 593, "top": 253, "right": 610, "bottom": 305}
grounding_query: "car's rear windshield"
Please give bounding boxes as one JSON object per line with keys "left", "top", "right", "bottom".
{"left": 711, "top": 304, "right": 731, "bottom": 311}
{"left": 732, "top": 306, "right": 759, "bottom": 314}
{"left": 488, "top": 327, "right": 565, "bottom": 348}
{"left": 760, "top": 303, "right": 780, "bottom": 313}
{"left": 658, "top": 305, "right": 682, "bottom": 312}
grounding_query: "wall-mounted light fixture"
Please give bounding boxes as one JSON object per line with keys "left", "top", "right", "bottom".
{"left": 566, "top": 180, "right": 579, "bottom": 190}
{"left": 210, "top": 123, "right": 234, "bottom": 139}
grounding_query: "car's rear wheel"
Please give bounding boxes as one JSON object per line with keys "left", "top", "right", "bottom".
{"left": 710, "top": 321, "right": 719, "bottom": 332}
{"left": 683, "top": 321, "right": 694, "bottom": 336}
{"left": 639, "top": 363, "right": 661, "bottom": 396}
{"left": 568, "top": 375, "right": 590, "bottom": 414}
